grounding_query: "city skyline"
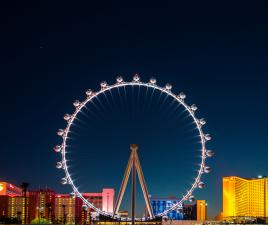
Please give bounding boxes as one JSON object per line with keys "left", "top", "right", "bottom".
{"left": 0, "top": 179, "right": 207, "bottom": 222}
{"left": 1, "top": 2, "right": 268, "bottom": 219}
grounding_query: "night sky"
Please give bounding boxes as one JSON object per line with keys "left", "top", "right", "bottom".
{"left": 1, "top": 2, "right": 268, "bottom": 218}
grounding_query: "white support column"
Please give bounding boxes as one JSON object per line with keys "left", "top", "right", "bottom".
{"left": 113, "top": 144, "right": 154, "bottom": 221}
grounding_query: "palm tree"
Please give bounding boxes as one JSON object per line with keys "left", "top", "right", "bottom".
{"left": 17, "top": 211, "right": 22, "bottom": 224}
{"left": 45, "top": 202, "right": 52, "bottom": 223}
{"left": 20, "top": 182, "right": 29, "bottom": 224}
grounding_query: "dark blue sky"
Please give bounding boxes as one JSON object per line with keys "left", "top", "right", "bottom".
{"left": 1, "top": 1, "right": 268, "bottom": 218}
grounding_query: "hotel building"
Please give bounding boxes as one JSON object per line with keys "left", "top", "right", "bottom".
{"left": 0, "top": 182, "right": 23, "bottom": 218}
{"left": 55, "top": 194, "right": 75, "bottom": 224}
{"left": 196, "top": 200, "right": 207, "bottom": 220}
{"left": 28, "top": 188, "right": 55, "bottom": 223}
{"left": 223, "top": 176, "right": 268, "bottom": 219}
{"left": 150, "top": 196, "right": 207, "bottom": 220}
{"left": 0, "top": 179, "right": 115, "bottom": 224}
{"left": 150, "top": 196, "right": 183, "bottom": 220}
{"left": 7, "top": 196, "right": 26, "bottom": 221}
{"left": 75, "top": 189, "right": 114, "bottom": 224}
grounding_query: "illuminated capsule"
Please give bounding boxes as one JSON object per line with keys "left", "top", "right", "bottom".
{"left": 56, "top": 162, "right": 62, "bottom": 169}
{"left": 177, "top": 209, "right": 183, "bottom": 214}
{"left": 86, "top": 89, "right": 93, "bottom": 96}
{"left": 81, "top": 205, "right": 87, "bottom": 211}
{"left": 199, "top": 118, "right": 206, "bottom": 126}
{"left": 163, "top": 216, "right": 168, "bottom": 221}
{"left": 53, "top": 145, "right": 62, "bottom": 153}
{"left": 64, "top": 114, "right": 71, "bottom": 121}
{"left": 116, "top": 76, "right": 123, "bottom": 83}
{"left": 61, "top": 178, "right": 67, "bottom": 185}
{"left": 57, "top": 129, "right": 65, "bottom": 136}
{"left": 204, "top": 134, "right": 212, "bottom": 141}
{"left": 190, "top": 104, "right": 197, "bottom": 112}
{"left": 198, "top": 182, "right": 205, "bottom": 189}
{"left": 206, "top": 150, "right": 214, "bottom": 157}
{"left": 70, "top": 192, "right": 76, "bottom": 198}
{"left": 189, "top": 195, "right": 195, "bottom": 202}
{"left": 179, "top": 92, "right": 186, "bottom": 100}
{"left": 165, "top": 83, "right": 172, "bottom": 91}
{"left": 100, "top": 81, "right": 108, "bottom": 89}
{"left": 133, "top": 74, "right": 140, "bottom": 82}
{"left": 204, "top": 166, "right": 211, "bottom": 173}
{"left": 73, "top": 100, "right": 81, "bottom": 107}
{"left": 149, "top": 77, "right": 156, "bottom": 84}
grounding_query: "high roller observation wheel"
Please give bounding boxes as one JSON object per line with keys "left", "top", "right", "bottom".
{"left": 53, "top": 74, "right": 214, "bottom": 220}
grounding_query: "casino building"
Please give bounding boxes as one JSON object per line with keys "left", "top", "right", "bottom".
{"left": 55, "top": 194, "right": 76, "bottom": 224}
{"left": 0, "top": 181, "right": 23, "bottom": 219}
{"left": 150, "top": 196, "right": 183, "bottom": 220}
{"left": 223, "top": 176, "right": 268, "bottom": 220}
{"left": 28, "top": 188, "right": 56, "bottom": 223}
{"left": 149, "top": 196, "right": 207, "bottom": 220}
{"left": 1, "top": 179, "right": 208, "bottom": 222}
{"left": 74, "top": 189, "right": 115, "bottom": 224}
{"left": 0, "top": 179, "right": 115, "bottom": 224}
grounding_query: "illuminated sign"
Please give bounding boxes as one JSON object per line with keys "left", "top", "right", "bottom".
{"left": 0, "top": 182, "right": 6, "bottom": 195}
{"left": 0, "top": 183, "right": 4, "bottom": 191}
{"left": 0, "top": 182, "right": 22, "bottom": 196}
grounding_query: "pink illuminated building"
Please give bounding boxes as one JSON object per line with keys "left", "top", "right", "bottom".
{"left": 102, "top": 188, "right": 114, "bottom": 213}
{"left": 76, "top": 188, "right": 114, "bottom": 213}
{"left": 75, "top": 188, "right": 115, "bottom": 224}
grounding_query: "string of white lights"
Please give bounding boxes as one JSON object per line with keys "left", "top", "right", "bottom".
{"left": 53, "top": 75, "right": 214, "bottom": 220}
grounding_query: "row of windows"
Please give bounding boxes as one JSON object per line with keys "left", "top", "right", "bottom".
{"left": 235, "top": 178, "right": 268, "bottom": 216}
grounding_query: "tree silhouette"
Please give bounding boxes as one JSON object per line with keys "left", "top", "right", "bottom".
{"left": 45, "top": 202, "right": 52, "bottom": 223}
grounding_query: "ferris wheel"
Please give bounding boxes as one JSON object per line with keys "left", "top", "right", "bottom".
{"left": 53, "top": 75, "right": 214, "bottom": 220}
